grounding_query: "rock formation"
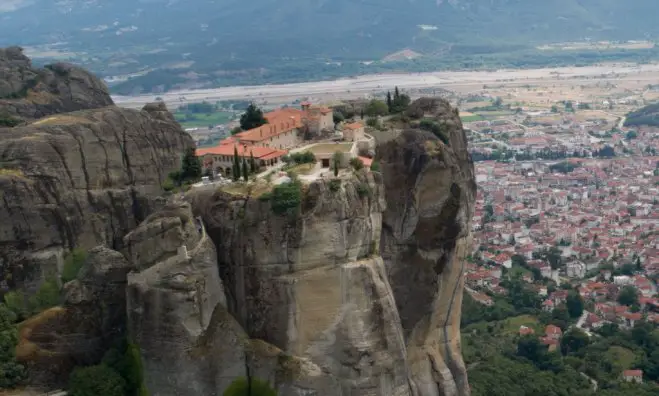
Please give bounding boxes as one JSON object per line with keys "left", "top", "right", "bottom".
{"left": 0, "top": 46, "right": 113, "bottom": 122}
{"left": 17, "top": 246, "right": 133, "bottom": 388}
{"left": 0, "top": 48, "right": 194, "bottom": 289}
{"left": 379, "top": 98, "right": 476, "bottom": 396}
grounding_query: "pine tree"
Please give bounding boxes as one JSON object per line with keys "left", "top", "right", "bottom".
{"left": 240, "top": 103, "right": 268, "bottom": 130}
{"left": 181, "top": 148, "right": 202, "bottom": 182}
{"left": 250, "top": 151, "right": 257, "bottom": 173}
{"left": 386, "top": 91, "right": 393, "bottom": 112}
{"left": 394, "top": 86, "right": 400, "bottom": 100}
{"left": 242, "top": 157, "right": 249, "bottom": 181}
{"left": 232, "top": 146, "right": 240, "bottom": 181}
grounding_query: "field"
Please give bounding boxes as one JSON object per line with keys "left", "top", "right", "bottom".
{"left": 460, "top": 111, "right": 485, "bottom": 122}
{"left": 501, "top": 315, "right": 540, "bottom": 335}
{"left": 174, "top": 111, "right": 233, "bottom": 128}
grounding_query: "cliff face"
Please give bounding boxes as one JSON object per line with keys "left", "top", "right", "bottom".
{"left": 124, "top": 97, "right": 472, "bottom": 396}
{"left": 0, "top": 47, "right": 194, "bottom": 289}
{"left": 379, "top": 99, "right": 477, "bottom": 396}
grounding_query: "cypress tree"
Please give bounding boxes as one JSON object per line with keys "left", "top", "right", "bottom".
{"left": 250, "top": 151, "right": 257, "bottom": 173}
{"left": 386, "top": 91, "right": 393, "bottom": 112}
{"left": 242, "top": 157, "right": 249, "bottom": 181}
{"left": 233, "top": 146, "right": 240, "bottom": 181}
{"left": 394, "top": 86, "right": 400, "bottom": 100}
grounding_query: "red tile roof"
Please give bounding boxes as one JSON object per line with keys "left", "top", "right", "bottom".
{"left": 344, "top": 122, "right": 364, "bottom": 130}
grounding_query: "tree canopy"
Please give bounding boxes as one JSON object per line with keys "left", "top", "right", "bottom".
{"left": 239, "top": 104, "right": 268, "bottom": 130}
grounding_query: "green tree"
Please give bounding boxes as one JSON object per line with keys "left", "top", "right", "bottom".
{"left": 364, "top": 99, "right": 389, "bottom": 117}
{"left": 349, "top": 157, "right": 364, "bottom": 171}
{"left": 551, "top": 105, "right": 559, "bottom": 113}
{"left": 68, "top": 365, "right": 126, "bottom": 396}
{"left": 618, "top": 286, "right": 639, "bottom": 306}
{"left": 181, "top": 147, "right": 202, "bottom": 182}
{"left": 0, "top": 304, "right": 26, "bottom": 388}
{"left": 250, "top": 151, "right": 257, "bottom": 174}
{"left": 386, "top": 91, "right": 393, "bottom": 112}
{"left": 230, "top": 126, "right": 242, "bottom": 135}
{"left": 332, "top": 151, "right": 342, "bottom": 177}
{"left": 61, "top": 248, "right": 88, "bottom": 284}
{"left": 242, "top": 157, "right": 249, "bottom": 181}
{"left": 560, "top": 328, "right": 589, "bottom": 356}
{"left": 565, "top": 101, "right": 574, "bottom": 112}
{"left": 239, "top": 103, "right": 267, "bottom": 130}
{"left": 233, "top": 146, "right": 241, "bottom": 181}
{"left": 566, "top": 291, "right": 584, "bottom": 319}
{"left": 223, "top": 377, "right": 277, "bottom": 396}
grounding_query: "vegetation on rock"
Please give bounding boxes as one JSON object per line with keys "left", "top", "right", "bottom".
{"left": 61, "top": 248, "right": 88, "bottom": 284}
{"left": 0, "top": 304, "right": 26, "bottom": 388}
{"left": 68, "top": 365, "right": 126, "bottom": 396}
{"left": 223, "top": 377, "right": 277, "bottom": 396}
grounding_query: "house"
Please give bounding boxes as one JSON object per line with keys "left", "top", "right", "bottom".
{"left": 622, "top": 369, "right": 643, "bottom": 384}
{"left": 519, "top": 325, "right": 535, "bottom": 336}
{"left": 343, "top": 122, "right": 365, "bottom": 141}
{"left": 197, "top": 145, "right": 288, "bottom": 176}
{"left": 469, "top": 290, "right": 494, "bottom": 306}
{"left": 542, "top": 299, "right": 555, "bottom": 312}
{"left": 545, "top": 325, "right": 563, "bottom": 340}
{"left": 301, "top": 102, "right": 334, "bottom": 134}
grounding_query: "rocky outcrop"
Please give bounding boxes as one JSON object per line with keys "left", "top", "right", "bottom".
{"left": 125, "top": 202, "right": 228, "bottom": 395}
{"left": 0, "top": 103, "right": 194, "bottom": 288}
{"left": 187, "top": 170, "right": 412, "bottom": 395}
{"left": 0, "top": 46, "right": 113, "bottom": 122}
{"left": 124, "top": 98, "right": 475, "bottom": 396}
{"left": 17, "top": 247, "right": 133, "bottom": 388}
{"left": 380, "top": 98, "right": 476, "bottom": 396}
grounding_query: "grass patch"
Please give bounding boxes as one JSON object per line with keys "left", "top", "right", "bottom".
{"left": 174, "top": 111, "right": 233, "bottom": 128}
{"left": 287, "top": 163, "right": 316, "bottom": 176}
{"left": 460, "top": 114, "right": 485, "bottom": 122}
{"left": 500, "top": 315, "right": 539, "bottom": 335}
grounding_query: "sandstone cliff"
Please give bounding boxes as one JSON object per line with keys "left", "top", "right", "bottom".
{"left": 380, "top": 99, "right": 476, "bottom": 396}
{"left": 0, "top": 47, "right": 194, "bottom": 289}
{"left": 120, "top": 97, "right": 473, "bottom": 396}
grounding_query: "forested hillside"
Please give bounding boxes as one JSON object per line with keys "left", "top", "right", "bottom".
{"left": 3, "top": 0, "right": 659, "bottom": 92}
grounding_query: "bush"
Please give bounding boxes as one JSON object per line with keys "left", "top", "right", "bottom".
{"left": 223, "top": 377, "right": 277, "bottom": 396}
{"left": 162, "top": 177, "right": 176, "bottom": 192}
{"left": 366, "top": 117, "right": 379, "bottom": 128}
{"left": 61, "top": 248, "right": 88, "bottom": 284}
{"left": 289, "top": 151, "right": 316, "bottom": 164}
{"left": 68, "top": 365, "right": 126, "bottom": 396}
{"left": 101, "top": 340, "right": 146, "bottom": 396}
{"left": 419, "top": 119, "right": 450, "bottom": 145}
{"left": 370, "top": 160, "right": 380, "bottom": 172}
{"left": 356, "top": 182, "right": 371, "bottom": 198}
{"left": 270, "top": 181, "right": 302, "bottom": 215}
{"left": 349, "top": 157, "right": 364, "bottom": 171}
{"left": 28, "top": 277, "right": 60, "bottom": 314}
{"left": 328, "top": 179, "right": 341, "bottom": 192}
{"left": 0, "top": 114, "right": 21, "bottom": 127}
{"left": 0, "top": 304, "right": 26, "bottom": 389}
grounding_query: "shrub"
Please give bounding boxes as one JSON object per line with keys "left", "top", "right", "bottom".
{"left": 270, "top": 181, "right": 302, "bottom": 215}
{"left": 290, "top": 151, "right": 316, "bottom": 164}
{"left": 419, "top": 119, "right": 450, "bottom": 145}
{"left": 0, "top": 304, "right": 26, "bottom": 389}
{"left": 0, "top": 114, "right": 21, "bottom": 127}
{"left": 356, "top": 182, "right": 371, "bottom": 198}
{"left": 68, "top": 365, "right": 126, "bottom": 396}
{"left": 28, "top": 277, "right": 60, "bottom": 314}
{"left": 349, "top": 157, "right": 364, "bottom": 171}
{"left": 329, "top": 179, "right": 341, "bottom": 192}
{"left": 61, "top": 248, "right": 87, "bottom": 284}
{"left": 162, "top": 177, "right": 176, "bottom": 192}
{"left": 366, "top": 117, "right": 379, "bottom": 128}
{"left": 258, "top": 192, "right": 272, "bottom": 201}
{"left": 223, "top": 377, "right": 277, "bottom": 396}
{"left": 370, "top": 160, "right": 380, "bottom": 172}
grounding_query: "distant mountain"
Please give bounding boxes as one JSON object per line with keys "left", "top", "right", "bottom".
{"left": 2, "top": 0, "right": 658, "bottom": 92}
